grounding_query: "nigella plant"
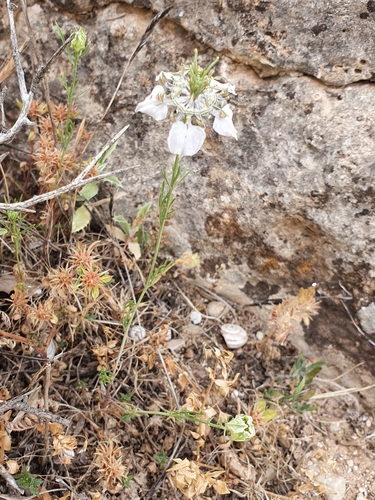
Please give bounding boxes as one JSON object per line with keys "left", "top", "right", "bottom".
{"left": 136, "top": 49, "right": 237, "bottom": 156}
{"left": 115, "top": 50, "right": 238, "bottom": 376}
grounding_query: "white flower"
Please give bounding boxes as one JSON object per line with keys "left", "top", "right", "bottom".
{"left": 136, "top": 50, "right": 238, "bottom": 156}
{"left": 213, "top": 104, "right": 238, "bottom": 139}
{"left": 168, "top": 121, "right": 206, "bottom": 157}
{"left": 135, "top": 85, "right": 168, "bottom": 121}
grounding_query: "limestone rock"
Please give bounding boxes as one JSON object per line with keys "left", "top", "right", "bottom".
{"left": 1, "top": 1, "right": 375, "bottom": 305}
{"left": 315, "top": 473, "right": 346, "bottom": 500}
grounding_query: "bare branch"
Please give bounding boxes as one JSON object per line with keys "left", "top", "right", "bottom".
{"left": 0, "top": 464, "right": 24, "bottom": 495}
{"left": 6, "top": 0, "right": 27, "bottom": 102}
{"left": 0, "top": 124, "right": 132, "bottom": 212}
{"left": 19, "top": 0, "right": 59, "bottom": 145}
{"left": 0, "top": 88, "right": 7, "bottom": 134}
{"left": 0, "top": 3, "right": 74, "bottom": 145}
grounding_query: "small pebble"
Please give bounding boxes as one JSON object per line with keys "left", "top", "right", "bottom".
{"left": 167, "top": 338, "right": 186, "bottom": 352}
{"left": 190, "top": 310, "right": 202, "bottom": 325}
{"left": 256, "top": 331, "right": 264, "bottom": 341}
{"left": 129, "top": 325, "right": 147, "bottom": 341}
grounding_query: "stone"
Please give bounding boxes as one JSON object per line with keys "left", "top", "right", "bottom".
{"left": 357, "top": 303, "right": 375, "bottom": 334}
{"left": 315, "top": 473, "right": 346, "bottom": 500}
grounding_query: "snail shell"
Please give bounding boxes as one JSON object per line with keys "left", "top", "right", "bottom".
{"left": 129, "top": 325, "right": 147, "bottom": 341}
{"left": 190, "top": 310, "right": 202, "bottom": 325}
{"left": 206, "top": 301, "right": 228, "bottom": 318}
{"left": 220, "top": 324, "right": 248, "bottom": 349}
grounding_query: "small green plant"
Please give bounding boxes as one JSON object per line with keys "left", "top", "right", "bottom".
{"left": 55, "top": 25, "right": 89, "bottom": 159}
{"left": 14, "top": 468, "right": 42, "bottom": 496}
{"left": 112, "top": 155, "right": 189, "bottom": 378}
{"left": 119, "top": 392, "right": 132, "bottom": 403}
{"left": 153, "top": 450, "right": 169, "bottom": 467}
{"left": 265, "top": 354, "right": 325, "bottom": 414}
{"left": 0, "top": 207, "right": 34, "bottom": 284}
{"left": 121, "top": 473, "right": 134, "bottom": 488}
{"left": 120, "top": 405, "right": 255, "bottom": 442}
{"left": 99, "top": 367, "right": 115, "bottom": 386}
{"left": 114, "top": 201, "right": 152, "bottom": 254}
{"left": 76, "top": 377, "right": 89, "bottom": 390}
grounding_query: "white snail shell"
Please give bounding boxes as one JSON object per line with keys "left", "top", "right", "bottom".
{"left": 206, "top": 301, "right": 227, "bottom": 318}
{"left": 220, "top": 324, "right": 248, "bottom": 349}
{"left": 190, "top": 310, "right": 202, "bottom": 325}
{"left": 129, "top": 325, "right": 147, "bottom": 341}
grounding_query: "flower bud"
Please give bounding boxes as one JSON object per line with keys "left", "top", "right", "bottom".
{"left": 71, "top": 28, "right": 87, "bottom": 54}
{"left": 224, "top": 414, "right": 255, "bottom": 442}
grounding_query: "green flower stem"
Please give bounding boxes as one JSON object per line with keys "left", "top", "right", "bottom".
{"left": 60, "top": 51, "right": 79, "bottom": 158}
{"left": 113, "top": 155, "right": 189, "bottom": 376}
{"left": 124, "top": 408, "right": 226, "bottom": 430}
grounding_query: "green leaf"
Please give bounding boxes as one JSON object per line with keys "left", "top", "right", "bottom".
{"left": 264, "top": 388, "right": 282, "bottom": 399}
{"left": 135, "top": 202, "right": 152, "bottom": 220}
{"left": 79, "top": 182, "right": 98, "bottom": 200}
{"left": 292, "top": 376, "right": 306, "bottom": 401}
{"left": 72, "top": 205, "right": 91, "bottom": 233}
{"left": 0, "top": 228, "right": 7, "bottom": 236}
{"left": 299, "top": 389, "right": 316, "bottom": 401}
{"left": 114, "top": 215, "right": 131, "bottom": 235}
{"left": 262, "top": 409, "right": 277, "bottom": 422}
{"left": 97, "top": 141, "right": 117, "bottom": 166}
{"left": 104, "top": 175, "right": 123, "bottom": 188}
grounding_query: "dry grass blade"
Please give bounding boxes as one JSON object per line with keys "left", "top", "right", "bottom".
{"left": 98, "top": 4, "right": 174, "bottom": 124}
{"left": 0, "top": 42, "right": 28, "bottom": 84}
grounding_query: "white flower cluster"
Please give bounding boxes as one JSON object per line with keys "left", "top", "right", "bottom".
{"left": 136, "top": 51, "right": 237, "bottom": 156}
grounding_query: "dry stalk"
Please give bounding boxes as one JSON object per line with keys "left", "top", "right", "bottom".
{"left": 1, "top": 1, "right": 73, "bottom": 145}
{"left": 0, "top": 124, "right": 132, "bottom": 212}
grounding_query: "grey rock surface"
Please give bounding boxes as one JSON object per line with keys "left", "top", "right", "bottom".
{"left": 357, "top": 303, "right": 375, "bottom": 334}
{"left": 52, "top": 0, "right": 375, "bottom": 85}
{"left": 1, "top": 0, "right": 375, "bottom": 308}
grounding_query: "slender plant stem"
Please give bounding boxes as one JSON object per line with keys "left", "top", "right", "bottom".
{"left": 124, "top": 408, "right": 226, "bottom": 431}
{"left": 113, "top": 155, "right": 186, "bottom": 376}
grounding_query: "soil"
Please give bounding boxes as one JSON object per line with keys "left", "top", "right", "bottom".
{"left": 1, "top": 271, "right": 375, "bottom": 500}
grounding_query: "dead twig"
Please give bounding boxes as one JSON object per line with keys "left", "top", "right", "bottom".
{"left": 0, "top": 464, "right": 24, "bottom": 494}
{"left": 0, "top": 124, "right": 132, "bottom": 212}
{"left": 1, "top": 1, "right": 74, "bottom": 144}
{"left": 0, "top": 393, "right": 70, "bottom": 426}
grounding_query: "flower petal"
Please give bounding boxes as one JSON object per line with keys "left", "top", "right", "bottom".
{"left": 168, "top": 121, "right": 206, "bottom": 157}
{"left": 210, "top": 79, "right": 236, "bottom": 95}
{"left": 135, "top": 85, "right": 168, "bottom": 121}
{"left": 213, "top": 104, "right": 238, "bottom": 139}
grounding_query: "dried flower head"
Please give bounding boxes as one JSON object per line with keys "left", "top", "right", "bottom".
{"left": 9, "top": 288, "right": 29, "bottom": 320}
{"left": 52, "top": 434, "right": 78, "bottom": 465}
{"left": 51, "top": 102, "right": 69, "bottom": 123}
{"left": 95, "top": 441, "right": 126, "bottom": 493}
{"left": 28, "top": 100, "right": 47, "bottom": 121}
{"left": 39, "top": 116, "right": 54, "bottom": 136}
{"left": 27, "top": 300, "right": 58, "bottom": 329}
{"left": 68, "top": 242, "right": 102, "bottom": 270}
{"left": 43, "top": 266, "right": 75, "bottom": 299}
{"left": 168, "top": 459, "right": 229, "bottom": 498}
{"left": 267, "top": 287, "right": 320, "bottom": 345}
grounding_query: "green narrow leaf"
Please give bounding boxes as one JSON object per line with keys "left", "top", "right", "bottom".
{"left": 0, "top": 228, "right": 7, "bottom": 236}
{"left": 104, "top": 175, "right": 123, "bottom": 188}
{"left": 97, "top": 141, "right": 118, "bottom": 166}
{"left": 114, "top": 215, "right": 131, "bottom": 235}
{"left": 79, "top": 182, "right": 99, "bottom": 200}
{"left": 135, "top": 202, "right": 152, "bottom": 219}
{"left": 72, "top": 205, "right": 91, "bottom": 233}
{"left": 292, "top": 376, "right": 306, "bottom": 401}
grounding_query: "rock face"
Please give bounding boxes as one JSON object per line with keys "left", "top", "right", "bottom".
{"left": 1, "top": 0, "right": 375, "bottom": 308}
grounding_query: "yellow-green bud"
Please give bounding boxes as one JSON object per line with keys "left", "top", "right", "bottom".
{"left": 71, "top": 28, "right": 87, "bottom": 54}
{"left": 225, "top": 414, "right": 255, "bottom": 442}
